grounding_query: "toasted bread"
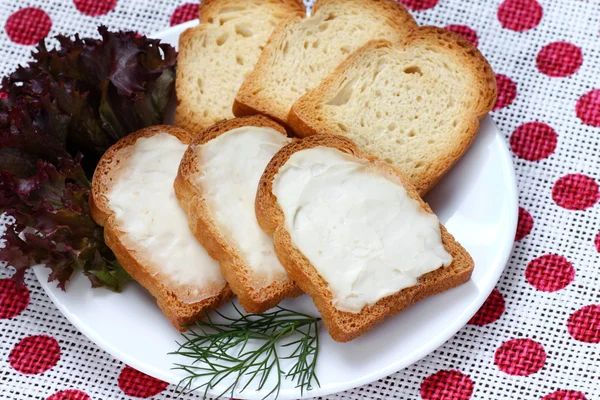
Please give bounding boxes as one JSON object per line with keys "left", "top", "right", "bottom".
{"left": 90, "top": 126, "right": 232, "bottom": 331}
{"left": 233, "top": 0, "right": 416, "bottom": 125}
{"left": 174, "top": 116, "right": 301, "bottom": 313}
{"left": 174, "top": 0, "right": 305, "bottom": 132}
{"left": 255, "top": 135, "right": 474, "bottom": 342}
{"left": 289, "top": 27, "right": 497, "bottom": 195}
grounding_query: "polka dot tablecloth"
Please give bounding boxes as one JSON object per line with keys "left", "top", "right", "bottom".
{"left": 1, "top": 0, "right": 599, "bottom": 399}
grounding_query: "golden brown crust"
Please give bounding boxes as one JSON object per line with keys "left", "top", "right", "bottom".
{"left": 90, "top": 125, "right": 233, "bottom": 331}
{"left": 199, "top": 0, "right": 305, "bottom": 24}
{"left": 233, "top": 0, "right": 417, "bottom": 124}
{"left": 174, "top": 116, "right": 302, "bottom": 314}
{"left": 312, "top": 0, "right": 414, "bottom": 25}
{"left": 255, "top": 135, "right": 474, "bottom": 342}
{"left": 289, "top": 27, "right": 498, "bottom": 195}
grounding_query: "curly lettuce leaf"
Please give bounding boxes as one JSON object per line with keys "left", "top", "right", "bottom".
{"left": 0, "top": 156, "right": 130, "bottom": 291}
{"left": 0, "top": 26, "right": 176, "bottom": 291}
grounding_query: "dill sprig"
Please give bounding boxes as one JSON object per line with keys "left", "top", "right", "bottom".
{"left": 171, "top": 304, "right": 321, "bottom": 400}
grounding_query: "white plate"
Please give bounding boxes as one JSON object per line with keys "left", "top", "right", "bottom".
{"left": 34, "top": 21, "right": 518, "bottom": 400}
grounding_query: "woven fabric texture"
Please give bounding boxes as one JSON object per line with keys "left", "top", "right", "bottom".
{"left": 1, "top": 0, "right": 600, "bottom": 399}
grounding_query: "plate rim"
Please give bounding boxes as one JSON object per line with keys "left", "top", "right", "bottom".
{"left": 33, "top": 21, "right": 519, "bottom": 400}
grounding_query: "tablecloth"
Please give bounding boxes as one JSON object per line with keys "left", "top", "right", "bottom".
{"left": 1, "top": 0, "right": 599, "bottom": 399}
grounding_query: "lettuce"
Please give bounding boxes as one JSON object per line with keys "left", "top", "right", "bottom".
{"left": 0, "top": 27, "right": 177, "bottom": 291}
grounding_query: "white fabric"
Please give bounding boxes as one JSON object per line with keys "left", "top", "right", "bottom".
{"left": 1, "top": 0, "right": 599, "bottom": 398}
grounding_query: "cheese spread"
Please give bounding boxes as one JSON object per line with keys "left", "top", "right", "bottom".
{"left": 272, "top": 146, "right": 453, "bottom": 313}
{"left": 107, "top": 133, "right": 226, "bottom": 304}
{"left": 195, "top": 126, "right": 291, "bottom": 288}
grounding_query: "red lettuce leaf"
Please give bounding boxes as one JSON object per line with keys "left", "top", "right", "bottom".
{"left": 0, "top": 157, "right": 129, "bottom": 291}
{"left": 0, "top": 26, "right": 175, "bottom": 291}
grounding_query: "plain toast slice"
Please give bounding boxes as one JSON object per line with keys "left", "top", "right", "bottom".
{"left": 233, "top": 0, "right": 416, "bottom": 124}
{"left": 174, "top": 116, "right": 301, "bottom": 313}
{"left": 255, "top": 135, "right": 474, "bottom": 342}
{"left": 90, "top": 126, "right": 232, "bottom": 331}
{"left": 174, "top": 0, "right": 305, "bottom": 132}
{"left": 290, "top": 27, "right": 497, "bottom": 195}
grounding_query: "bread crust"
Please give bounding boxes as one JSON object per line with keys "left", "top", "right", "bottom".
{"left": 289, "top": 27, "right": 497, "bottom": 195}
{"left": 199, "top": 0, "right": 305, "bottom": 23}
{"left": 174, "top": 116, "right": 302, "bottom": 314}
{"left": 90, "top": 125, "right": 233, "bottom": 331}
{"left": 255, "top": 135, "right": 474, "bottom": 342}
{"left": 233, "top": 0, "right": 417, "bottom": 124}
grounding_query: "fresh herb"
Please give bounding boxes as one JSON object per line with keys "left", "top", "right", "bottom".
{"left": 0, "top": 26, "right": 177, "bottom": 291}
{"left": 172, "top": 305, "right": 321, "bottom": 400}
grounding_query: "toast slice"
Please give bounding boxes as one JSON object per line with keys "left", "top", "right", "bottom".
{"left": 174, "top": 116, "right": 301, "bottom": 313}
{"left": 290, "top": 27, "right": 497, "bottom": 195}
{"left": 90, "top": 126, "right": 232, "bottom": 331}
{"left": 233, "top": 0, "right": 416, "bottom": 125}
{"left": 255, "top": 135, "right": 474, "bottom": 342}
{"left": 174, "top": 0, "right": 305, "bottom": 132}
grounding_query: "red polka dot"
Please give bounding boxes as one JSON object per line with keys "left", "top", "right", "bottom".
{"left": 47, "top": 390, "right": 91, "bottom": 400}
{"left": 420, "top": 370, "right": 474, "bottom": 400}
{"left": 516, "top": 207, "right": 533, "bottom": 241}
{"left": 525, "top": 254, "right": 575, "bottom": 292}
{"left": 118, "top": 366, "right": 168, "bottom": 398}
{"left": 0, "top": 279, "right": 30, "bottom": 319}
{"left": 73, "top": 0, "right": 117, "bottom": 16}
{"left": 9, "top": 335, "right": 60, "bottom": 374}
{"left": 568, "top": 305, "right": 600, "bottom": 343}
{"left": 543, "top": 390, "right": 587, "bottom": 400}
{"left": 5, "top": 7, "right": 52, "bottom": 45}
{"left": 0, "top": 91, "right": 8, "bottom": 99}
{"left": 510, "top": 122, "right": 557, "bottom": 161}
{"left": 536, "top": 42, "right": 583, "bottom": 77}
{"left": 576, "top": 89, "right": 600, "bottom": 127}
{"left": 444, "top": 25, "right": 479, "bottom": 47}
{"left": 494, "top": 338, "right": 546, "bottom": 376}
{"left": 468, "top": 289, "right": 505, "bottom": 326}
{"left": 552, "top": 174, "right": 599, "bottom": 211}
{"left": 398, "top": 0, "right": 439, "bottom": 11}
{"left": 497, "top": 0, "right": 543, "bottom": 32}
{"left": 170, "top": 3, "right": 198, "bottom": 26}
{"left": 493, "top": 74, "right": 518, "bottom": 111}
{"left": 594, "top": 232, "right": 600, "bottom": 252}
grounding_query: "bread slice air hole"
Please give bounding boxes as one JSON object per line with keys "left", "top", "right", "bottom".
{"left": 403, "top": 66, "right": 422, "bottom": 76}
{"left": 326, "top": 79, "right": 356, "bottom": 106}
{"left": 235, "top": 24, "right": 254, "bottom": 37}
{"left": 216, "top": 33, "right": 228, "bottom": 46}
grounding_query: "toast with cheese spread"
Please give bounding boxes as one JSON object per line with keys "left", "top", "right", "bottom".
{"left": 290, "top": 27, "right": 497, "bottom": 194}
{"left": 174, "top": 116, "right": 301, "bottom": 313}
{"left": 174, "top": 0, "right": 305, "bottom": 132}
{"left": 233, "top": 0, "right": 416, "bottom": 125}
{"left": 90, "top": 126, "right": 232, "bottom": 331}
{"left": 255, "top": 135, "right": 474, "bottom": 342}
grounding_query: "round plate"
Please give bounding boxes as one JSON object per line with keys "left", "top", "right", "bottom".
{"left": 34, "top": 21, "right": 518, "bottom": 400}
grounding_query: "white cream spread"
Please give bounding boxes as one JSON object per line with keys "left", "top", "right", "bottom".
{"left": 272, "top": 146, "right": 453, "bottom": 313}
{"left": 195, "top": 126, "right": 291, "bottom": 288}
{"left": 107, "top": 133, "right": 226, "bottom": 304}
